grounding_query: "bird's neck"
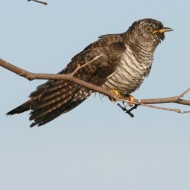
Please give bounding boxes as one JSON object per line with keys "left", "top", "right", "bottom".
{"left": 122, "top": 33, "right": 157, "bottom": 65}
{"left": 129, "top": 41, "right": 154, "bottom": 66}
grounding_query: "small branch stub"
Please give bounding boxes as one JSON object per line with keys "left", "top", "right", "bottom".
{"left": 28, "top": 0, "right": 48, "bottom": 6}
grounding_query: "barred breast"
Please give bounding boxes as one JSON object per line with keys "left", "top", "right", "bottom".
{"left": 101, "top": 45, "right": 153, "bottom": 96}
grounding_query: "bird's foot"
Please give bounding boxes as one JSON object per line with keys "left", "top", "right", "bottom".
{"left": 127, "top": 95, "right": 134, "bottom": 106}
{"left": 109, "top": 89, "right": 121, "bottom": 102}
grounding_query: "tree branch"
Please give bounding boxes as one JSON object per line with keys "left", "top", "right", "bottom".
{"left": 0, "top": 58, "right": 190, "bottom": 114}
{"left": 28, "top": 0, "right": 48, "bottom": 6}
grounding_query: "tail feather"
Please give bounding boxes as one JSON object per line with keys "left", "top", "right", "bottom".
{"left": 31, "top": 84, "right": 78, "bottom": 110}
{"left": 38, "top": 83, "right": 74, "bottom": 102}
{"left": 30, "top": 80, "right": 72, "bottom": 98}
{"left": 29, "top": 87, "right": 85, "bottom": 120}
{"left": 30, "top": 95, "right": 86, "bottom": 127}
{"left": 7, "top": 80, "right": 92, "bottom": 127}
{"left": 7, "top": 101, "right": 31, "bottom": 115}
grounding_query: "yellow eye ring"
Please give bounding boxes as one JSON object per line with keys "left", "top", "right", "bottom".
{"left": 145, "top": 26, "right": 153, "bottom": 32}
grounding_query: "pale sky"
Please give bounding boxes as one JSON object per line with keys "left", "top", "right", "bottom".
{"left": 1, "top": 0, "right": 190, "bottom": 190}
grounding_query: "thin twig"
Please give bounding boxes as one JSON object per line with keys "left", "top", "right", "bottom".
{"left": 178, "top": 88, "right": 190, "bottom": 98}
{"left": 28, "top": 0, "right": 48, "bottom": 6}
{"left": 140, "top": 104, "right": 186, "bottom": 113}
{"left": 71, "top": 55, "right": 102, "bottom": 76}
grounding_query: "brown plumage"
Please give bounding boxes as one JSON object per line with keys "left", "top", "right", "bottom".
{"left": 7, "top": 18, "right": 172, "bottom": 127}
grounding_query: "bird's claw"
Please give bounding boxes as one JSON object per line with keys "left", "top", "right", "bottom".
{"left": 109, "top": 89, "right": 121, "bottom": 102}
{"left": 127, "top": 95, "right": 135, "bottom": 106}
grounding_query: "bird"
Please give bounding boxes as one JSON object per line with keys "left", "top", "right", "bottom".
{"left": 7, "top": 18, "right": 172, "bottom": 127}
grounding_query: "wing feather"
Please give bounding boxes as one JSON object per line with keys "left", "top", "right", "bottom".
{"left": 7, "top": 34, "right": 127, "bottom": 126}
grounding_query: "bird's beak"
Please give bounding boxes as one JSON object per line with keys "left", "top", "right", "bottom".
{"left": 153, "top": 27, "right": 173, "bottom": 34}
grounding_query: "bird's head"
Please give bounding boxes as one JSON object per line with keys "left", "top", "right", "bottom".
{"left": 126, "top": 18, "right": 173, "bottom": 50}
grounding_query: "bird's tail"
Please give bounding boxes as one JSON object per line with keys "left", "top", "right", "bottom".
{"left": 7, "top": 80, "right": 92, "bottom": 127}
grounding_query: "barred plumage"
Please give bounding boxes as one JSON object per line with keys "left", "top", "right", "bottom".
{"left": 102, "top": 45, "right": 153, "bottom": 95}
{"left": 7, "top": 18, "right": 172, "bottom": 127}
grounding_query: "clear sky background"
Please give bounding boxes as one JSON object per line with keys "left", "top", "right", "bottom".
{"left": 0, "top": 0, "right": 190, "bottom": 190}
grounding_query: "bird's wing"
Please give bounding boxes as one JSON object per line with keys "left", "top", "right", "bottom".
{"left": 7, "top": 35, "right": 126, "bottom": 127}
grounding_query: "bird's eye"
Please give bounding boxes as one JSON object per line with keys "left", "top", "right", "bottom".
{"left": 145, "top": 26, "right": 153, "bottom": 32}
